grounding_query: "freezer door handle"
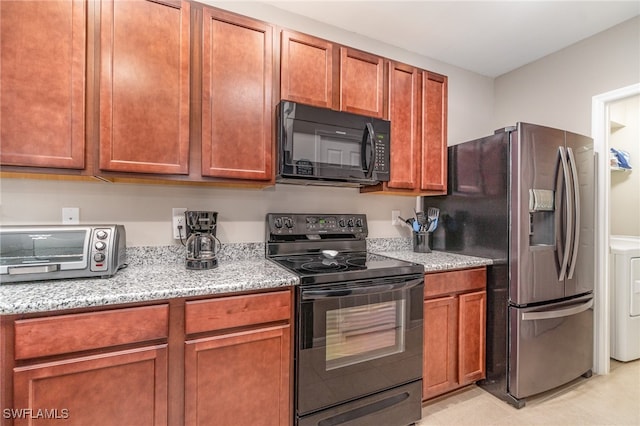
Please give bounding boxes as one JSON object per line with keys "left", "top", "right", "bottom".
{"left": 566, "top": 147, "right": 581, "bottom": 280}
{"left": 521, "top": 298, "right": 593, "bottom": 321}
{"left": 558, "top": 146, "right": 574, "bottom": 281}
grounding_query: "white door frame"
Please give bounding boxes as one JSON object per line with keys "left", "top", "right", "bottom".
{"left": 591, "top": 82, "right": 640, "bottom": 375}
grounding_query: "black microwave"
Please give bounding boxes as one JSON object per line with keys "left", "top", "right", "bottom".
{"left": 276, "top": 101, "right": 390, "bottom": 187}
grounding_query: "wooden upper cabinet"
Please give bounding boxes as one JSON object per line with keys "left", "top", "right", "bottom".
{"left": 201, "top": 9, "right": 273, "bottom": 180}
{"left": 99, "top": 0, "right": 190, "bottom": 174}
{"left": 339, "top": 47, "right": 385, "bottom": 118}
{"left": 280, "top": 31, "right": 385, "bottom": 117}
{"left": 0, "top": 0, "right": 86, "bottom": 169}
{"left": 421, "top": 71, "right": 448, "bottom": 192}
{"left": 362, "top": 64, "right": 448, "bottom": 196}
{"left": 387, "top": 61, "right": 420, "bottom": 190}
{"left": 280, "top": 30, "right": 334, "bottom": 109}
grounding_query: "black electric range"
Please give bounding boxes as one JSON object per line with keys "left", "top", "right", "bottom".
{"left": 266, "top": 213, "right": 424, "bottom": 426}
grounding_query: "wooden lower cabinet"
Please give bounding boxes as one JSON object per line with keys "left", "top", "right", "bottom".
{"left": 2, "top": 289, "right": 293, "bottom": 426}
{"left": 422, "top": 268, "right": 486, "bottom": 401}
{"left": 184, "top": 325, "right": 290, "bottom": 426}
{"left": 183, "top": 290, "right": 292, "bottom": 426}
{"left": 13, "top": 346, "right": 168, "bottom": 426}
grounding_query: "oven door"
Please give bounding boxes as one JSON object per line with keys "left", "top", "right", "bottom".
{"left": 296, "top": 275, "right": 423, "bottom": 417}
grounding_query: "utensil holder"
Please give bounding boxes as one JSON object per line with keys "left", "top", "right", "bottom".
{"left": 412, "top": 231, "right": 432, "bottom": 253}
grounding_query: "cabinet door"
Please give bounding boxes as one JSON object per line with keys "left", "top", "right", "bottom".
{"left": 201, "top": 9, "right": 273, "bottom": 180}
{"left": 423, "top": 296, "right": 458, "bottom": 400}
{"left": 185, "top": 325, "right": 290, "bottom": 426}
{"left": 99, "top": 0, "right": 190, "bottom": 174}
{"left": 387, "top": 61, "right": 420, "bottom": 190}
{"left": 339, "top": 47, "right": 385, "bottom": 118}
{"left": 280, "top": 30, "right": 334, "bottom": 109}
{"left": 13, "top": 345, "right": 168, "bottom": 426}
{"left": 458, "top": 290, "right": 486, "bottom": 385}
{"left": 0, "top": 0, "right": 86, "bottom": 169}
{"left": 420, "top": 71, "right": 448, "bottom": 193}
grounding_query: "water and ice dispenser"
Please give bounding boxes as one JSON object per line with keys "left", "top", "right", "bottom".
{"left": 528, "top": 189, "right": 555, "bottom": 246}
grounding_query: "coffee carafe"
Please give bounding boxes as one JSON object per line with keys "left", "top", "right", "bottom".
{"left": 185, "top": 210, "right": 220, "bottom": 270}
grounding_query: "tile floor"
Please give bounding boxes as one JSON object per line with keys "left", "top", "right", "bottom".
{"left": 418, "top": 359, "right": 640, "bottom": 425}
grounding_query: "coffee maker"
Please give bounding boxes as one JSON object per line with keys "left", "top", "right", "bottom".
{"left": 184, "top": 210, "right": 220, "bottom": 270}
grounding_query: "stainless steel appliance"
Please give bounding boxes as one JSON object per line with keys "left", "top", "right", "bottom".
{"left": 0, "top": 225, "right": 126, "bottom": 283}
{"left": 428, "top": 122, "right": 595, "bottom": 408}
{"left": 266, "top": 213, "right": 424, "bottom": 425}
{"left": 185, "top": 210, "right": 220, "bottom": 270}
{"left": 277, "top": 101, "right": 390, "bottom": 187}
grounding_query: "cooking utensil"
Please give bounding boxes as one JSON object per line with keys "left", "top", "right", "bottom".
{"left": 425, "top": 207, "right": 440, "bottom": 233}
{"left": 427, "top": 217, "right": 438, "bottom": 232}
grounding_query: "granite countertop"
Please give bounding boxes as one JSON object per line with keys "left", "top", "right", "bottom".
{"left": 0, "top": 239, "right": 493, "bottom": 315}
{"left": 377, "top": 250, "right": 493, "bottom": 272}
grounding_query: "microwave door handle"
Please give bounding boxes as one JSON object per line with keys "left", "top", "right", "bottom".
{"left": 361, "top": 123, "right": 377, "bottom": 179}
{"left": 301, "top": 277, "right": 422, "bottom": 300}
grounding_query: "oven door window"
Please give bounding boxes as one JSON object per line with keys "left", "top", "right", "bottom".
{"left": 326, "top": 299, "right": 405, "bottom": 370}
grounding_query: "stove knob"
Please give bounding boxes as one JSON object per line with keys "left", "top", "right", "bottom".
{"left": 95, "top": 241, "right": 107, "bottom": 251}
{"left": 96, "top": 230, "right": 108, "bottom": 240}
{"left": 347, "top": 218, "right": 354, "bottom": 227}
{"left": 94, "top": 252, "right": 106, "bottom": 262}
{"left": 274, "top": 217, "right": 283, "bottom": 228}
{"left": 355, "top": 218, "right": 363, "bottom": 227}
{"left": 284, "top": 218, "right": 294, "bottom": 228}
{"left": 338, "top": 219, "right": 346, "bottom": 227}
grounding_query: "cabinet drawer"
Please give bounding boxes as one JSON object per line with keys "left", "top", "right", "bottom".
{"left": 185, "top": 290, "right": 291, "bottom": 335}
{"left": 424, "top": 267, "right": 486, "bottom": 299}
{"left": 14, "top": 305, "right": 169, "bottom": 360}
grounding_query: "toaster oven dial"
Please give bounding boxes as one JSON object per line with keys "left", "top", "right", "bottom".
{"left": 95, "top": 241, "right": 107, "bottom": 251}
{"left": 96, "top": 230, "right": 108, "bottom": 240}
{"left": 94, "top": 252, "right": 106, "bottom": 262}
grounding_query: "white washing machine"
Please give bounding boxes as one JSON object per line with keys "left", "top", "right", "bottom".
{"left": 610, "top": 235, "right": 640, "bottom": 362}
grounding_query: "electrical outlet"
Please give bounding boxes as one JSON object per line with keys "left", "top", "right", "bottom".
{"left": 392, "top": 210, "right": 400, "bottom": 226}
{"left": 172, "top": 208, "right": 187, "bottom": 240}
{"left": 62, "top": 207, "right": 80, "bottom": 224}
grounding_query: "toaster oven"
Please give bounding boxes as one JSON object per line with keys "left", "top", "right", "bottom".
{"left": 0, "top": 225, "right": 126, "bottom": 284}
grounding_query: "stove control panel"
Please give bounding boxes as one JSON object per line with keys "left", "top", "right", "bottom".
{"left": 267, "top": 213, "right": 367, "bottom": 237}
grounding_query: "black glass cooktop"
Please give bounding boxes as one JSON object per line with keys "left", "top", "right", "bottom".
{"left": 269, "top": 251, "right": 424, "bottom": 284}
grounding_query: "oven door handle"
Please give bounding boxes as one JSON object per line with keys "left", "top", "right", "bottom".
{"left": 301, "top": 277, "right": 423, "bottom": 300}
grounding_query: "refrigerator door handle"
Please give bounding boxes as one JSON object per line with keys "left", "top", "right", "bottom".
{"left": 521, "top": 298, "right": 593, "bottom": 321}
{"left": 566, "top": 147, "right": 581, "bottom": 280}
{"left": 558, "top": 147, "right": 573, "bottom": 281}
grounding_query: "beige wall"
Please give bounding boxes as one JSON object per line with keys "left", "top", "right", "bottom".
{"left": 494, "top": 16, "right": 640, "bottom": 136}
{"left": 609, "top": 95, "right": 640, "bottom": 236}
{"left": 2, "top": 6, "right": 638, "bottom": 248}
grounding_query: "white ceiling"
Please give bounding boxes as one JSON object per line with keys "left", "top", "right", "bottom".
{"left": 264, "top": 1, "right": 640, "bottom": 77}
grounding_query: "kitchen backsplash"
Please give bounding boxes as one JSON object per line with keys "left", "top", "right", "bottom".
{"left": 127, "top": 238, "right": 412, "bottom": 267}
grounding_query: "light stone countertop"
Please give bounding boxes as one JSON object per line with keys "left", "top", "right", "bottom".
{"left": 376, "top": 250, "right": 493, "bottom": 272}
{"left": 0, "top": 239, "right": 493, "bottom": 315}
{"left": 0, "top": 259, "right": 298, "bottom": 315}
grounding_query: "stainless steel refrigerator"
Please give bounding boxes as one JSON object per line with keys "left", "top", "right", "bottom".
{"left": 428, "top": 122, "right": 595, "bottom": 408}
